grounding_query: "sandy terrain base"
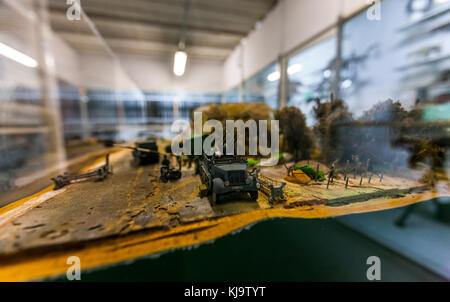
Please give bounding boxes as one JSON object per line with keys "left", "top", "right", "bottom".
{"left": 0, "top": 150, "right": 447, "bottom": 281}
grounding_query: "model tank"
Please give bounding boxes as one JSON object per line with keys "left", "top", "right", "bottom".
{"left": 132, "top": 139, "right": 159, "bottom": 165}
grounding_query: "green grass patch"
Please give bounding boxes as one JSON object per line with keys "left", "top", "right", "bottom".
{"left": 247, "top": 159, "right": 260, "bottom": 167}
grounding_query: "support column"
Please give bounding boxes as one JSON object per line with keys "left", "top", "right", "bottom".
{"left": 78, "top": 88, "right": 90, "bottom": 139}
{"left": 173, "top": 96, "right": 179, "bottom": 121}
{"left": 278, "top": 55, "right": 288, "bottom": 109}
{"left": 332, "top": 16, "right": 344, "bottom": 99}
{"left": 35, "top": 0, "right": 66, "bottom": 169}
{"left": 238, "top": 43, "right": 245, "bottom": 103}
{"left": 114, "top": 61, "right": 126, "bottom": 140}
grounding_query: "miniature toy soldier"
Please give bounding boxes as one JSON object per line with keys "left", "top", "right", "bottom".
{"left": 188, "top": 156, "right": 193, "bottom": 169}
{"left": 176, "top": 155, "right": 182, "bottom": 170}
{"left": 353, "top": 155, "right": 361, "bottom": 171}
{"left": 194, "top": 156, "right": 200, "bottom": 175}
{"left": 329, "top": 163, "right": 336, "bottom": 182}
{"left": 162, "top": 155, "right": 170, "bottom": 167}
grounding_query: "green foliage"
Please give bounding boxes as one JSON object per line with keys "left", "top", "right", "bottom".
{"left": 312, "top": 95, "right": 353, "bottom": 162}
{"left": 317, "top": 170, "right": 325, "bottom": 181}
{"left": 300, "top": 165, "right": 316, "bottom": 179}
{"left": 247, "top": 159, "right": 260, "bottom": 167}
{"left": 247, "top": 153, "right": 284, "bottom": 167}
{"left": 276, "top": 106, "right": 316, "bottom": 161}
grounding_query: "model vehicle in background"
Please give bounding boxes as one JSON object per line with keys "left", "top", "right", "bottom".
{"left": 199, "top": 154, "right": 260, "bottom": 204}
{"left": 93, "top": 130, "right": 120, "bottom": 147}
{"left": 130, "top": 139, "right": 160, "bottom": 165}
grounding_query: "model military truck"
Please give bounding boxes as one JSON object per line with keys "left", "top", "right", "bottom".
{"left": 199, "top": 154, "right": 260, "bottom": 203}
{"left": 131, "top": 139, "right": 159, "bottom": 165}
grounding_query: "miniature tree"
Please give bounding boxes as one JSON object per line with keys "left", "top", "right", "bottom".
{"left": 393, "top": 105, "right": 449, "bottom": 184}
{"left": 312, "top": 94, "right": 353, "bottom": 163}
{"left": 276, "top": 106, "right": 315, "bottom": 161}
{"left": 353, "top": 99, "right": 409, "bottom": 169}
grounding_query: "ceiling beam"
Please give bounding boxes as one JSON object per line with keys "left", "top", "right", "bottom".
{"left": 50, "top": 0, "right": 274, "bottom": 20}
{"left": 49, "top": 11, "right": 243, "bottom": 42}
{"left": 49, "top": 2, "right": 254, "bottom": 36}
{"left": 50, "top": 6, "right": 249, "bottom": 37}
{"left": 59, "top": 32, "right": 231, "bottom": 60}
{"left": 49, "top": 13, "right": 240, "bottom": 50}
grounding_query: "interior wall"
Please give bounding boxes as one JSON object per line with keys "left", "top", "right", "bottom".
{"left": 51, "top": 33, "right": 81, "bottom": 86}
{"left": 223, "top": 0, "right": 369, "bottom": 90}
{"left": 119, "top": 53, "right": 224, "bottom": 93}
{"left": 78, "top": 51, "right": 224, "bottom": 93}
{"left": 78, "top": 51, "right": 118, "bottom": 90}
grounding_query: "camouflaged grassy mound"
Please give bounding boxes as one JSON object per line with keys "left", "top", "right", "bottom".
{"left": 194, "top": 102, "right": 274, "bottom": 126}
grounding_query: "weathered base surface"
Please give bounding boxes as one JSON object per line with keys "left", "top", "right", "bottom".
{"left": 0, "top": 150, "right": 447, "bottom": 281}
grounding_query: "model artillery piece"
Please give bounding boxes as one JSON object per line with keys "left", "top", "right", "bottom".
{"left": 52, "top": 154, "right": 112, "bottom": 190}
{"left": 160, "top": 166, "right": 182, "bottom": 183}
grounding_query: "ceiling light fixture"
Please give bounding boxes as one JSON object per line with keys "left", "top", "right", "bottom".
{"left": 342, "top": 79, "right": 353, "bottom": 89}
{"left": 267, "top": 71, "right": 280, "bottom": 82}
{"left": 173, "top": 49, "right": 187, "bottom": 77}
{"left": 0, "top": 42, "right": 38, "bottom": 68}
{"left": 174, "top": 0, "right": 191, "bottom": 77}
{"left": 287, "top": 64, "right": 303, "bottom": 75}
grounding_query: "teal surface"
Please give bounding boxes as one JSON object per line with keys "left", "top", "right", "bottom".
{"left": 60, "top": 209, "right": 444, "bottom": 282}
{"left": 423, "top": 103, "right": 450, "bottom": 121}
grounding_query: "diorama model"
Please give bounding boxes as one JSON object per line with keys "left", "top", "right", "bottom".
{"left": 1, "top": 100, "right": 448, "bottom": 281}
{"left": 198, "top": 153, "right": 260, "bottom": 203}
{"left": 51, "top": 154, "right": 112, "bottom": 189}
{"left": 131, "top": 139, "right": 160, "bottom": 165}
{"left": 160, "top": 155, "right": 182, "bottom": 183}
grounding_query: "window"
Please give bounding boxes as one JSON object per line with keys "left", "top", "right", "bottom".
{"left": 287, "top": 36, "right": 337, "bottom": 125}
{"left": 223, "top": 86, "right": 240, "bottom": 103}
{"left": 340, "top": 0, "right": 450, "bottom": 117}
{"left": 244, "top": 63, "right": 279, "bottom": 109}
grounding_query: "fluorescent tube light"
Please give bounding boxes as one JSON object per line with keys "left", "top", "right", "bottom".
{"left": 267, "top": 71, "right": 280, "bottom": 82}
{"left": 0, "top": 42, "right": 38, "bottom": 68}
{"left": 173, "top": 50, "right": 187, "bottom": 76}
{"left": 287, "top": 64, "right": 303, "bottom": 75}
